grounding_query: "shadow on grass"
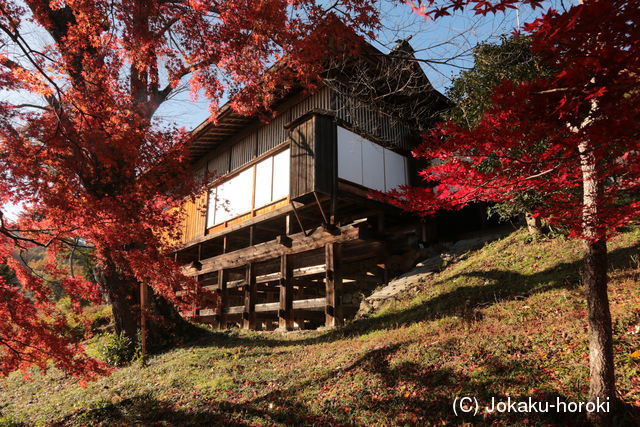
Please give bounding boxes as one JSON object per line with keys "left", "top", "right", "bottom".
{"left": 346, "top": 240, "right": 640, "bottom": 335}
{"left": 60, "top": 343, "right": 640, "bottom": 426}
{"left": 74, "top": 238, "right": 638, "bottom": 425}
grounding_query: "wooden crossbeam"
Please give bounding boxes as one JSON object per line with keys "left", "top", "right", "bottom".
{"left": 182, "top": 223, "right": 366, "bottom": 276}
{"left": 199, "top": 264, "right": 326, "bottom": 294}
{"left": 199, "top": 296, "right": 328, "bottom": 318}
{"left": 293, "top": 297, "right": 326, "bottom": 310}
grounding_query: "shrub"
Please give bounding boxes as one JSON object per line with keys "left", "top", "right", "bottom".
{"left": 95, "top": 332, "right": 139, "bottom": 367}
{"left": 83, "top": 304, "right": 113, "bottom": 330}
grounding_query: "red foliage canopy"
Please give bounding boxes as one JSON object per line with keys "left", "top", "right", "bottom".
{"left": 0, "top": 0, "right": 378, "bottom": 378}
{"left": 391, "top": 0, "right": 640, "bottom": 239}
{"left": 394, "top": 1, "right": 637, "bottom": 409}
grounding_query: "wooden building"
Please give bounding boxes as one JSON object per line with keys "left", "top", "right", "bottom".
{"left": 174, "top": 40, "right": 449, "bottom": 330}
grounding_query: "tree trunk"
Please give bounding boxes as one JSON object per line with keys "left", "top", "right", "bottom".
{"left": 100, "top": 258, "right": 200, "bottom": 356}
{"left": 579, "top": 139, "right": 617, "bottom": 426}
{"left": 525, "top": 213, "right": 543, "bottom": 236}
{"left": 145, "top": 285, "right": 201, "bottom": 351}
{"left": 102, "top": 261, "right": 139, "bottom": 345}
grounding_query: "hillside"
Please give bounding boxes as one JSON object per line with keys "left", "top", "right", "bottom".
{"left": 1, "top": 227, "right": 639, "bottom": 426}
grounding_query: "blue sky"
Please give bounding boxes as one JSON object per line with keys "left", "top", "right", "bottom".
{"left": 153, "top": 0, "right": 576, "bottom": 131}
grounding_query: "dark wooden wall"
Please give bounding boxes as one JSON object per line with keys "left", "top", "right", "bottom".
{"left": 289, "top": 114, "right": 336, "bottom": 202}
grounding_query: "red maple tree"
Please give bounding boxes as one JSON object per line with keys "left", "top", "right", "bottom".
{"left": 395, "top": 0, "right": 639, "bottom": 423}
{"left": 0, "top": 0, "right": 379, "bottom": 378}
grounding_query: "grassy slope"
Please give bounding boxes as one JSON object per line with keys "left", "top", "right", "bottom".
{"left": 1, "top": 228, "right": 639, "bottom": 426}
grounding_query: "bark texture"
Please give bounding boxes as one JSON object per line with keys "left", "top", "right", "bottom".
{"left": 580, "top": 139, "right": 616, "bottom": 426}
{"left": 525, "top": 213, "right": 543, "bottom": 236}
{"left": 101, "top": 259, "right": 199, "bottom": 356}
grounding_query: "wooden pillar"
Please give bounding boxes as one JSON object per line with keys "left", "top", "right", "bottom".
{"left": 294, "top": 285, "right": 305, "bottom": 329}
{"left": 376, "top": 213, "right": 385, "bottom": 233}
{"left": 278, "top": 254, "right": 293, "bottom": 330}
{"left": 243, "top": 263, "right": 256, "bottom": 330}
{"left": 140, "top": 282, "right": 149, "bottom": 363}
{"left": 325, "top": 242, "right": 343, "bottom": 328}
{"left": 418, "top": 221, "right": 436, "bottom": 245}
{"left": 420, "top": 222, "right": 427, "bottom": 242}
{"left": 192, "top": 276, "right": 200, "bottom": 318}
{"left": 215, "top": 269, "right": 227, "bottom": 329}
{"left": 285, "top": 214, "right": 292, "bottom": 235}
{"left": 330, "top": 118, "right": 338, "bottom": 225}
{"left": 379, "top": 262, "right": 389, "bottom": 287}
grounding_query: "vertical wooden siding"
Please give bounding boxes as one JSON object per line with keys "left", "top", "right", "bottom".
{"left": 289, "top": 117, "right": 314, "bottom": 200}
{"left": 258, "top": 112, "right": 288, "bottom": 155}
{"left": 208, "top": 149, "right": 230, "bottom": 178}
{"left": 334, "top": 91, "right": 412, "bottom": 150}
{"left": 290, "top": 114, "right": 336, "bottom": 201}
{"left": 230, "top": 134, "right": 256, "bottom": 172}
{"left": 313, "top": 115, "right": 337, "bottom": 196}
{"left": 180, "top": 166, "right": 208, "bottom": 244}
{"left": 289, "top": 86, "right": 332, "bottom": 119}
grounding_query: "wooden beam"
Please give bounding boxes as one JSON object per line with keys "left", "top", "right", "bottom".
{"left": 192, "top": 277, "right": 200, "bottom": 318}
{"left": 243, "top": 263, "right": 256, "bottom": 330}
{"left": 278, "top": 254, "right": 293, "bottom": 330}
{"left": 182, "top": 223, "right": 366, "bottom": 276}
{"left": 293, "top": 264, "right": 325, "bottom": 278}
{"left": 376, "top": 212, "right": 385, "bottom": 233}
{"left": 177, "top": 190, "right": 336, "bottom": 253}
{"left": 222, "top": 305, "right": 244, "bottom": 315}
{"left": 293, "top": 297, "right": 326, "bottom": 310}
{"left": 201, "top": 297, "right": 326, "bottom": 318}
{"left": 325, "top": 242, "right": 343, "bottom": 328}
{"left": 256, "top": 302, "right": 280, "bottom": 313}
{"left": 201, "top": 264, "right": 326, "bottom": 293}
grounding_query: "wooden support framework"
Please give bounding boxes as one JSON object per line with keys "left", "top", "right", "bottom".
{"left": 278, "top": 254, "right": 293, "bottom": 330}
{"left": 182, "top": 223, "right": 365, "bottom": 276}
{"left": 285, "top": 214, "right": 291, "bottom": 235}
{"left": 172, "top": 70, "right": 446, "bottom": 331}
{"left": 325, "top": 242, "right": 343, "bottom": 328}
{"left": 215, "top": 269, "right": 227, "bottom": 329}
{"left": 243, "top": 263, "right": 256, "bottom": 330}
{"left": 193, "top": 277, "right": 200, "bottom": 317}
{"left": 290, "top": 201, "right": 308, "bottom": 237}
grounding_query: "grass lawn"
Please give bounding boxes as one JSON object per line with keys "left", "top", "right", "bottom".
{"left": 1, "top": 227, "right": 639, "bottom": 426}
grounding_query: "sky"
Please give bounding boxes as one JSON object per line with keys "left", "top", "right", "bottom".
{"left": 1, "top": 0, "right": 576, "bottom": 222}
{"left": 152, "top": 0, "right": 576, "bottom": 131}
